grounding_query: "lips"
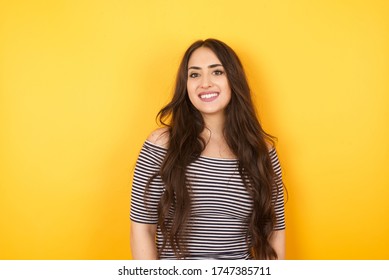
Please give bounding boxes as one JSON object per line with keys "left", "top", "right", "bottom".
{"left": 199, "top": 92, "right": 219, "bottom": 102}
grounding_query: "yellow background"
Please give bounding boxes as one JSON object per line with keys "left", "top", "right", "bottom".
{"left": 1, "top": 0, "right": 388, "bottom": 260}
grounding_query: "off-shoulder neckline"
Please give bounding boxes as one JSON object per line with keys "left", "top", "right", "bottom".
{"left": 144, "top": 140, "right": 240, "bottom": 161}
{"left": 144, "top": 140, "right": 276, "bottom": 162}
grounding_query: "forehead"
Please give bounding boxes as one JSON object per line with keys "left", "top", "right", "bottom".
{"left": 188, "top": 47, "right": 221, "bottom": 67}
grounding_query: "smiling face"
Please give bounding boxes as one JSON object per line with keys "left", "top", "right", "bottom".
{"left": 187, "top": 47, "right": 232, "bottom": 118}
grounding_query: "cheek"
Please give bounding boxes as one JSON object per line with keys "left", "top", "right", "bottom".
{"left": 186, "top": 82, "right": 197, "bottom": 104}
{"left": 186, "top": 81, "right": 196, "bottom": 96}
{"left": 225, "top": 87, "right": 232, "bottom": 105}
{"left": 224, "top": 82, "right": 232, "bottom": 98}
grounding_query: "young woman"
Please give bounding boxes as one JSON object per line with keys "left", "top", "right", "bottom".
{"left": 130, "top": 38, "right": 286, "bottom": 260}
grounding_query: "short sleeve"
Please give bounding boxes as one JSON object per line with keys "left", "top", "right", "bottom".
{"left": 269, "top": 148, "right": 286, "bottom": 230}
{"left": 130, "top": 141, "right": 166, "bottom": 224}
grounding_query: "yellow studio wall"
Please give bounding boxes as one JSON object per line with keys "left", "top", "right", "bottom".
{"left": 0, "top": 0, "right": 388, "bottom": 259}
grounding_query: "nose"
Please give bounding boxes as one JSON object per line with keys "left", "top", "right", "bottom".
{"left": 200, "top": 75, "right": 212, "bottom": 88}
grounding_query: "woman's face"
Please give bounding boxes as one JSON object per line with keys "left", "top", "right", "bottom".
{"left": 187, "top": 47, "right": 231, "bottom": 118}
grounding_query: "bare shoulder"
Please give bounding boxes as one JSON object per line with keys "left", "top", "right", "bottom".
{"left": 265, "top": 139, "right": 275, "bottom": 151}
{"left": 147, "top": 127, "right": 170, "bottom": 148}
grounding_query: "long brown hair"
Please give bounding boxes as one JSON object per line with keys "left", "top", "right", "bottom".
{"left": 150, "top": 38, "right": 280, "bottom": 259}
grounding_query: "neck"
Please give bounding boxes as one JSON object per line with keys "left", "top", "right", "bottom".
{"left": 202, "top": 113, "right": 226, "bottom": 137}
{"left": 200, "top": 113, "right": 236, "bottom": 159}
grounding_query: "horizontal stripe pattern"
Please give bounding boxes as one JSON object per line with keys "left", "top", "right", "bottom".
{"left": 130, "top": 140, "right": 285, "bottom": 259}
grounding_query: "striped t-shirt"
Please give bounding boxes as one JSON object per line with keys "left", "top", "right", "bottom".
{"left": 130, "top": 140, "right": 285, "bottom": 259}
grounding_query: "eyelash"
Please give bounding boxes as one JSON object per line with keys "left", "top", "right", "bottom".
{"left": 189, "top": 72, "right": 200, "bottom": 78}
{"left": 213, "top": 70, "right": 224, "bottom": 76}
{"left": 188, "top": 70, "right": 225, "bottom": 78}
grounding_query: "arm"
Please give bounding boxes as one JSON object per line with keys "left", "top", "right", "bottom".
{"left": 267, "top": 147, "right": 286, "bottom": 260}
{"left": 130, "top": 221, "right": 158, "bottom": 259}
{"left": 130, "top": 129, "right": 169, "bottom": 260}
{"left": 270, "top": 229, "right": 286, "bottom": 260}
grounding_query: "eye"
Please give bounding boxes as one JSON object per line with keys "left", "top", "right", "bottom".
{"left": 189, "top": 72, "right": 200, "bottom": 78}
{"left": 213, "top": 69, "right": 224, "bottom": 76}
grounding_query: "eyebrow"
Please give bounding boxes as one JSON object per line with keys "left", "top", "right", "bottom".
{"left": 188, "top": 64, "right": 223, "bottom": 70}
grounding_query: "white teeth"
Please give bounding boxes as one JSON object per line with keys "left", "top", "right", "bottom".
{"left": 200, "top": 93, "right": 218, "bottom": 99}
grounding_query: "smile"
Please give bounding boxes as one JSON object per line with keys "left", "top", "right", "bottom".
{"left": 199, "top": 92, "right": 219, "bottom": 100}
